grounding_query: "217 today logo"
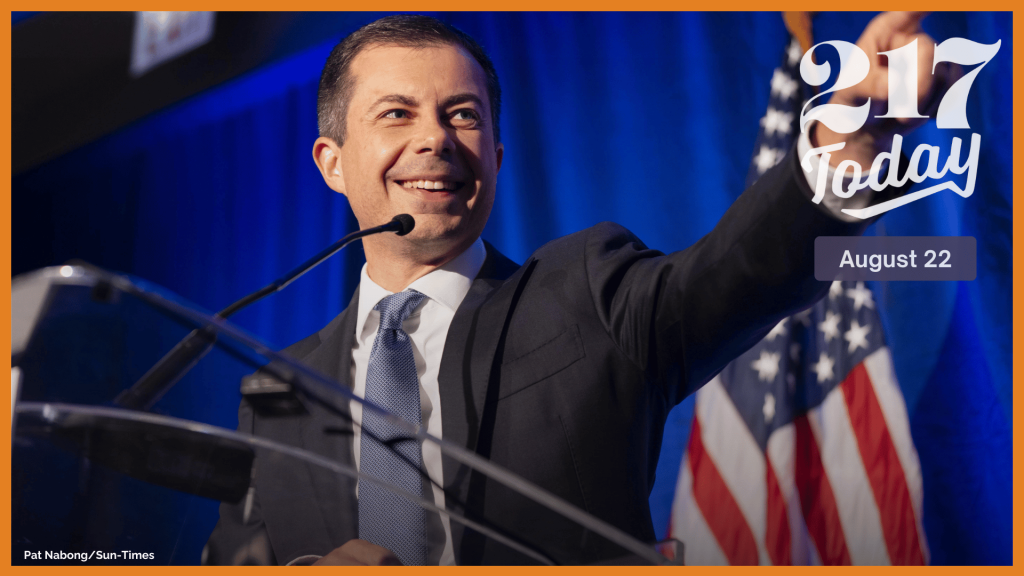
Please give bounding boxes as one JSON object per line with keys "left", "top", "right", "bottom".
{"left": 799, "top": 37, "right": 1001, "bottom": 218}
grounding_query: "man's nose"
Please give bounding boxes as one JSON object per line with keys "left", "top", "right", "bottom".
{"left": 414, "top": 116, "right": 455, "bottom": 156}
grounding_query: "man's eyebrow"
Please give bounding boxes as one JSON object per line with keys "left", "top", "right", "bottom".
{"left": 368, "top": 94, "right": 418, "bottom": 110}
{"left": 440, "top": 93, "right": 485, "bottom": 110}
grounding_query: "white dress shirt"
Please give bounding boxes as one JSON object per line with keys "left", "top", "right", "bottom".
{"left": 349, "top": 237, "right": 487, "bottom": 566}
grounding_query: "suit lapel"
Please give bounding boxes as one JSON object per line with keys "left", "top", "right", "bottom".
{"left": 438, "top": 242, "right": 523, "bottom": 462}
{"left": 301, "top": 286, "right": 360, "bottom": 388}
{"left": 437, "top": 242, "right": 531, "bottom": 562}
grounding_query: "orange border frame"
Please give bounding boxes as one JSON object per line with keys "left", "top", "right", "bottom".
{"left": 2, "top": 4, "right": 1019, "bottom": 573}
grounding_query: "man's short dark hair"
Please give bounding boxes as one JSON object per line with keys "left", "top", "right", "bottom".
{"left": 317, "top": 15, "right": 502, "bottom": 146}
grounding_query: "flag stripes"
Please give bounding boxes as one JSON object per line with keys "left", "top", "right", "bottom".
{"left": 810, "top": 374, "right": 891, "bottom": 564}
{"left": 695, "top": 379, "right": 770, "bottom": 565}
{"left": 673, "top": 456, "right": 728, "bottom": 565}
{"left": 765, "top": 460, "right": 791, "bottom": 566}
{"left": 862, "top": 351, "right": 927, "bottom": 550}
{"left": 840, "top": 364, "right": 925, "bottom": 565}
{"left": 793, "top": 414, "right": 851, "bottom": 565}
{"left": 687, "top": 415, "right": 759, "bottom": 565}
{"left": 767, "top": 425, "right": 818, "bottom": 564}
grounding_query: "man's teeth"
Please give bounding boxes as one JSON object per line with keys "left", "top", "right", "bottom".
{"left": 400, "top": 180, "right": 458, "bottom": 191}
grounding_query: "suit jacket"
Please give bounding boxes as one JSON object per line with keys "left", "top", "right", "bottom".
{"left": 206, "top": 149, "right": 883, "bottom": 565}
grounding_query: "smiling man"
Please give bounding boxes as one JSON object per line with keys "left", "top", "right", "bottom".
{"left": 311, "top": 36, "right": 502, "bottom": 293}
{"left": 206, "top": 14, "right": 936, "bottom": 566}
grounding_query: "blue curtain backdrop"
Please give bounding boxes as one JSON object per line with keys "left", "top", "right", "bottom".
{"left": 12, "top": 12, "right": 1011, "bottom": 564}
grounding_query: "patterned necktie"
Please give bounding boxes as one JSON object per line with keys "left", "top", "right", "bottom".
{"left": 359, "top": 290, "right": 429, "bottom": 566}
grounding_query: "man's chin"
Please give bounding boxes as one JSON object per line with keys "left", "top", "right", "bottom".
{"left": 404, "top": 213, "right": 463, "bottom": 238}
{"left": 397, "top": 214, "right": 480, "bottom": 255}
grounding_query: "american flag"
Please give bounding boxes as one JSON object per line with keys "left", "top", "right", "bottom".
{"left": 668, "top": 35, "right": 928, "bottom": 565}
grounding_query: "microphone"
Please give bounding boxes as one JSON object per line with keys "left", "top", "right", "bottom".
{"left": 390, "top": 213, "right": 415, "bottom": 236}
{"left": 115, "top": 214, "right": 415, "bottom": 411}
{"left": 218, "top": 213, "right": 414, "bottom": 316}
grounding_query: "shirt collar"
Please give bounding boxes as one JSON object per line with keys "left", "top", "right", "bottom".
{"left": 355, "top": 237, "right": 487, "bottom": 339}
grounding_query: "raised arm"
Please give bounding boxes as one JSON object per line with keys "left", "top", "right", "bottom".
{"left": 583, "top": 142, "right": 908, "bottom": 407}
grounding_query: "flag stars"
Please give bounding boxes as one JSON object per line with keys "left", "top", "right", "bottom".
{"left": 829, "top": 281, "right": 843, "bottom": 300}
{"left": 761, "top": 108, "right": 794, "bottom": 136}
{"left": 765, "top": 318, "right": 787, "bottom": 342}
{"left": 811, "top": 352, "right": 835, "bottom": 384}
{"left": 787, "top": 39, "right": 803, "bottom": 66}
{"left": 818, "top": 310, "right": 842, "bottom": 343}
{"left": 754, "top": 145, "right": 781, "bottom": 175}
{"left": 846, "top": 281, "right": 875, "bottom": 311}
{"left": 763, "top": 392, "right": 776, "bottom": 423}
{"left": 751, "top": 350, "right": 781, "bottom": 382}
{"left": 844, "top": 319, "right": 871, "bottom": 353}
{"left": 770, "top": 68, "right": 799, "bottom": 100}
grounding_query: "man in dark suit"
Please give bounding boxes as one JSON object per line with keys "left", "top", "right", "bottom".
{"left": 206, "top": 13, "right": 937, "bottom": 565}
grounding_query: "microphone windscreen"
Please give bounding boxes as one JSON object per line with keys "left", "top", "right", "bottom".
{"left": 391, "top": 214, "right": 415, "bottom": 236}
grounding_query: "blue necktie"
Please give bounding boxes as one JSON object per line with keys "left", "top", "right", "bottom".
{"left": 359, "top": 290, "right": 429, "bottom": 566}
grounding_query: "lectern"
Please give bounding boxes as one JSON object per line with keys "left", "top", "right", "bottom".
{"left": 12, "top": 265, "right": 681, "bottom": 565}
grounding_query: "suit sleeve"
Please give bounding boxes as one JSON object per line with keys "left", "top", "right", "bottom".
{"left": 203, "top": 399, "right": 278, "bottom": 566}
{"left": 582, "top": 144, "right": 905, "bottom": 406}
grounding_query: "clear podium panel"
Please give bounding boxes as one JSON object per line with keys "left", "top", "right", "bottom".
{"left": 12, "top": 266, "right": 678, "bottom": 565}
{"left": 13, "top": 414, "right": 232, "bottom": 565}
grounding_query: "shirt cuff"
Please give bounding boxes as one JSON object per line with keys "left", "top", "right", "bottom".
{"left": 796, "top": 125, "right": 884, "bottom": 223}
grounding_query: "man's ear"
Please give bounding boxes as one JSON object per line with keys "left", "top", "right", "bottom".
{"left": 312, "top": 137, "right": 347, "bottom": 196}
{"left": 495, "top": 142, "right": 504, "bottom": 173}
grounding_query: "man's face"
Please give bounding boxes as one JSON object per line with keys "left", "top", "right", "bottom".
{"left": 316, "top": 44, "right": 502, "bottom": 257}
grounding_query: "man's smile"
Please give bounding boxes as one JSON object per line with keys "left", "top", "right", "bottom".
{"left": 396, "top": 179, "right": 464, "bottom": 191}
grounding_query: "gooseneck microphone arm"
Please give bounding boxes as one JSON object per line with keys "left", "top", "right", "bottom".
{"left": 216, "top": 214, "right": 414, "bottom": 318}
{"left": 114, "top": 214, "right": 415, "bottom": 411}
